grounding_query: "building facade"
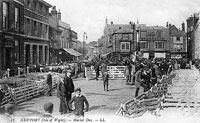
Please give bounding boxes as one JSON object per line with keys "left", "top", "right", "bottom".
{"left": 0, "top": 0, "right": 25, "bottom": 71}
{"left": 169, "top": 24, "right": 187, "bottom": 59}
{"left": 101, "top": 19, "right": 135, "bottom": 59}
{"left": 111, "top": 24, "right": 135, "bottom": 60}
{"left": 24, "top": 0, "right": 51, "bottom": 67}
{"left": 137, "top": 25, "right": 170, "bottom": 59}
{"left": 49, "top": 6, "right": 80, "bottom": 63}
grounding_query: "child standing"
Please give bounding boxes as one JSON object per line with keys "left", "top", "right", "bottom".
{"left": 69, "top": 88, "right": 89, "bottom": 117}
{"left": 103, "top": 71, "right": 109, "bottom": 91}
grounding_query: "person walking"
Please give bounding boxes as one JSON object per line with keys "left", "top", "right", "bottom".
{"left": 57, "top": 78, "right": 67, "bottom": 115}
{"left": 134, "top": 64, "right": 144, "bottom": 97}
{"left": 46, "top": 72, "right": 52, "bottom": 96}
{"left": 64, "top": 70, "right": 75, "bottom": 113}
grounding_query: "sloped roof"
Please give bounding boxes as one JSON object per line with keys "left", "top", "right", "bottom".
{"left": 58, "top": 20, "right": 71, "bottom": 30}
{"left": 63, "top": 48, "right": 82, "bottom": 56}
{"left": 105, "top": 24, "right": 132, "bottom": 35}
{"left": 170, "top": 30, "right": 186, "bottom": 36}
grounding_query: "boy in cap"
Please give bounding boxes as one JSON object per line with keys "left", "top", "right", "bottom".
{"left": 42, "top": 102, "right": 54, "bottom": 117}
{"left": 69, "top": 88, "right": 89, "bottom": 117}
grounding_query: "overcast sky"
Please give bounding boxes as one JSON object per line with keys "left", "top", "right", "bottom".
{"left": 45, "top": 0, "right": 200, "bottom": 43}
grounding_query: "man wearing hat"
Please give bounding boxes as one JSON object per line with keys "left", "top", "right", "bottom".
{"left": 134, "top": 64, "right": 144, "bottom": 97}
{"left": 69, "top": 88, "right": 89, "bottom": 117}
{"left": 42, "top": 102, "right": 53, "bottom": 117}
{"left": 46, "top": 72, "right": 52, "bottom": 96}
{"left": 57, "top": 78, "right": 67, "bottom": 115}
{"left": 64, "top": 70, "right": 75, "bottom": 113}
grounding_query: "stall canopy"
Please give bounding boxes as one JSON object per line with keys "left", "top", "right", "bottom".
{"left": 63, "top": 48, "right": 82, "bottom": 57}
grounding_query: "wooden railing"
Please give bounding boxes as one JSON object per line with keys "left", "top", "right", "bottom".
{"left": 116, "top": 73, "right": 175, "bottom": 118}
{"left": 1, "top": 75, "right": 60, "bottom": 106}
{"left": 85, "top": 66, "right": 126, "bottom": 80}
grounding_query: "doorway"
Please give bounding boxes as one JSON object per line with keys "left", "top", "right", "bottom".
{"left": 5, "top": 48, "right": 11, "bottom": 69}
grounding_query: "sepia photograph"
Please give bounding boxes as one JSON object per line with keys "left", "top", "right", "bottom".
{"left": 0, "top": 0, "right": 200, "bottom": 122}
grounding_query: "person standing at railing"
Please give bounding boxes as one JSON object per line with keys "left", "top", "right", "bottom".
{"left": 130, "top": 62, "right": 136, "bottom": 85}
{"left": 46, "top": 72, "right": 52, "bottom": 96}
{"left": 124, "top": 63, "right": 130, "bottom": 85}
{"left": 134, "top": 64, "right": 144, "bottom": 97}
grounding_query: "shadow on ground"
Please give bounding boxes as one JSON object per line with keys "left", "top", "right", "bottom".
{"left": 89, "top": 105, "right": 107, "bottom": 111}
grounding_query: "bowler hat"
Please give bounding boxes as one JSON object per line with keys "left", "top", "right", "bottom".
{"left": 43, "top": 102, "right": 53, "bottom": 113}
{"left": 75, "top": 87, "right": 81, "bottom": 92}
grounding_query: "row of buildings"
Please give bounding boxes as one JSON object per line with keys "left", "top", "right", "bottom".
{"left": 0, "top": 0, "right": 82, "bottom": 72}
{"left": 98, "top": 18, "right": 187, "bottom": 60}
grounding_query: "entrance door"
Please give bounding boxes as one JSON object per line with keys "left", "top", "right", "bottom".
{"left": 5, "top": 48, "right": 11, "bottom": 69}
{"left": 25, "top": 44, "right": 30, "bottom": 66}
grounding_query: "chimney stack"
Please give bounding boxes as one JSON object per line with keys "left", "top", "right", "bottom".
{"left": 182, "top": 22, "right": 185, "bottom": 31}
{"left": 166, "top": 22, "right": 169, "bottom": 27}
{"left": 58, "top": 9, "right": 61, "bottom": 20}
{"left": 51, "top": 6, "right": 57, "bottom": 18}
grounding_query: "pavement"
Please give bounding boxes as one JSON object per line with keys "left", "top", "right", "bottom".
{"left": 13, "top": 77, "right": 144, "bottom": 117}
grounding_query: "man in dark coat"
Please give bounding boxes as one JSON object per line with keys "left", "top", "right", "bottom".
{"left": 134, "top": 64, "right": 144, "bottom": 97}
{"left": 64, "top": 70, "right": 75, "bottom": 113}
{"left": 94, "top": 62, "right": 100, "bottom": 80}
{"left": 57, "top": 78, "right": 67, "bottom": 115}
{"left": 46, "top": 72, "right": 52, "bottom": 96}
{"left": 100, "top": 61, "right": 107, "bottom": 79}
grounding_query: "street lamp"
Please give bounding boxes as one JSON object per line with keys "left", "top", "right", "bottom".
{"left": 83, "top": 32, "right": 87, "bottom": 59}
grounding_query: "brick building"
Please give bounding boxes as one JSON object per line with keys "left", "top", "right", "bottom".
{"left": 24, "top": 0, "right": 51, "bottom": 67}
{"left": 0, "top": 0, "right": 24, "bottom": 71}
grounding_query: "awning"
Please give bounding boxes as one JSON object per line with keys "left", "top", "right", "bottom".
{"left": 102, "top": 52, "right": 111, "bottom": 57}
{"left": 63, "top": 48, "right": 82, "bottom": 57}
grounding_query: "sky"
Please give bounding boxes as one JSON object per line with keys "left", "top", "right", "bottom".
{"left": 45, "top": 0, "right": 200, "bottom": 43}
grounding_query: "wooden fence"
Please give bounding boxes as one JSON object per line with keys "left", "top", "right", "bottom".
{"left": 85, "top": 66, "right": 125, "bottom": 80}
{"left": 116, "top": 73, "right": 175, "bottom": 118}
{"left": 1, "top": 75, "right": 60, "bottom": 106}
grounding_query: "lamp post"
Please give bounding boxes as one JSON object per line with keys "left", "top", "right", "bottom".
{"left": 83, "top": 32, "right": 87, "bottom": 60}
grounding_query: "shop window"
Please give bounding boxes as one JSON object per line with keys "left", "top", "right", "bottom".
{"left": 155, "top": 41, "right": 164, "bottom": 49}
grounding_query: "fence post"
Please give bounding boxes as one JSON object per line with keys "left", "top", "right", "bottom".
{"left": 85, "top": 67, "right": 88, "bottom": 81}
{"left": 18, "top": 67, "right": 21, "bottom": 76}
{"left": 27, "top": 66, "right": 29, "bottom": 74}
{"left": 7, "top": 68, "right": 10, "bottom": 77}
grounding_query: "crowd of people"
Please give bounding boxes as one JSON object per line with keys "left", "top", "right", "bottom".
{"left": 1, "top": 56, "right": 200, "bottom": 118}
